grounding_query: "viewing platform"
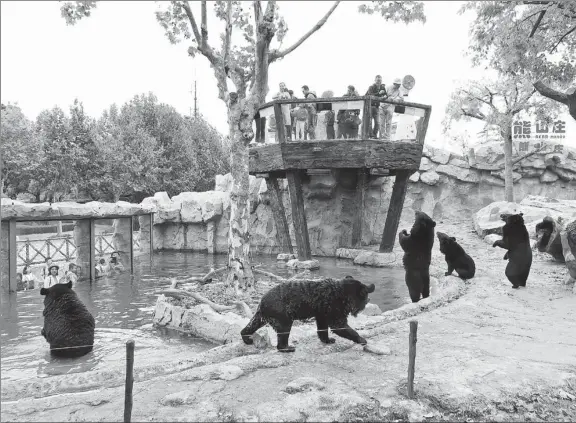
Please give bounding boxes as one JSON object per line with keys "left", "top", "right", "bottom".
{"left": 249, "top": 95, "right": 432, "bottom": 260}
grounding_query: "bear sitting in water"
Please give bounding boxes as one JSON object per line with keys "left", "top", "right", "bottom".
{"left": 399, "top": 211, "right": 436, "bottom": 303}
{"left": 40, "top": 281, "right": 95, "bottom": 358}
{"left": 492, "top": 213, "right": 532, "bottom": 289}
{"left": 240, "top": 276, "right": 375, "bottom": 353}
{"left": 437, "top": 232, "right": 476, "bottom": 279}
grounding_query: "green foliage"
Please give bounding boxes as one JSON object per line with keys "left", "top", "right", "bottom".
{"left": 461, "top": 1, "right": 576, "bottom": 86}
{"left": 0, "top": 104, "right": 44, "bottom": 197}
{"left": 358, "top": 1, "right": 426, "bottom": 24}
{"left": 1, "top": 95, "right": 230, "bottom": 202}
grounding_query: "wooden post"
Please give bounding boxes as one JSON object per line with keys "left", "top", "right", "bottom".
{"left": 149, "top": 213, "right": 154, "bottom": 264}
{"left": 415, "top": 108, "right": 432, "bottom": 146}
{"left": 90, "top": 219, "right": 96, "bottom": 281}
{"left": 266, "top": 177, "right": 294, "bottom": 254}
{"left": 273, "top": 103, "right": 286, "bottom": 144}
{"left": 362, "top": 97, "right": 372, "bottom": 139}
{"left": 380, "top": 170, "right": 411, "bottom": 252}
{"left": 128, "top": 217, "right": 134, "bottom": 274}
{"left": 275, "top": 101, "right": 312, "bottom": 260}
{"left": 124, "top": 339, "right": 135, "bottom": 423}
{"left": 407, "top": 320, "right": 418, "bottom": 399}
{"left": 4, "top": 220, "right": 17, "bottom": 293}
{"left": 351, "top": 169, "right": 367, "bottom": 248}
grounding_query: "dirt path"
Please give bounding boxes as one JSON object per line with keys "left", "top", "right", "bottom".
{"left": 2, "top": 219, "right": 576, "bottom": 422}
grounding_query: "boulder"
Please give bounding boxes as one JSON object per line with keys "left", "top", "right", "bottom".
{"left": 423, "top": 145, "right": 450, "bottom": 164}
{"left": 286, "top": 259, "right": 320, "bottom": 270}
{"left": 418, "top": 157, "right": 435, "bottom": 172}
{"left": 335, "top": 248, "right": 363, "bottom": 260}
{"left": 420, "top": 170, "right": 440, "bottom": 186}
{"left": 448, "top": 158, "right": 470, "bottom": 169}
{"left": 409, "top": 172, "right": 420, "bottom": 183}
{"left": 353, "top": 251, "right": 396, "bottom": 267}
{"left": 473, "top": 196, "right": 576, "bottom": 238}
{"left": 277, "top": 253, "right": 297, "bottom": 261}
{"left": 436, "top": 164, "right": 480, "bottom": 183}
{"left": 540, "top": 170, "right": 559, "bottom": 183}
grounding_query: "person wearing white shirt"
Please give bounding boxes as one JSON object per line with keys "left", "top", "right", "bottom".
{"left": 380, "top": 77, "right": 404, "bottom": 141}
{"left": 44, "top": 264, "right": 61, "bottom": 288}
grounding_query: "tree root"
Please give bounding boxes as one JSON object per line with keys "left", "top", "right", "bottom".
{"left": 170, "top": 266, "right": 228, "bottom": 288}
{"left": 253, "top": 268, "right": 287, "bottom": 282}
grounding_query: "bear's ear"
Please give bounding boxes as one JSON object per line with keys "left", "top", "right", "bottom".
{"left": 40, "top": 288, "right": 48, "bottom": 296}
{"left": 367, "top": 284, "right": 375, "bottom": 293}
{"left": 519, "top": 212, "right": 524, "bottom": 216}
{"left": 66, "top": 281, "right": 72, "bottom": 289}
{"left": 344, "top": 275, "right": 354, "bottom": 280}
{"left": 432, "top": 221, "right": 436, "bottom": 227}
{"left": 450, "top": 237, "right": 456, "bottom": 241}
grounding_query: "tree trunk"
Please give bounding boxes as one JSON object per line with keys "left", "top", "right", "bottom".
{"left": 503, "top": 128, "right": 514, "bottom": 202}
{"left": 225, "top": 102, "right": 255, "bottom": 296}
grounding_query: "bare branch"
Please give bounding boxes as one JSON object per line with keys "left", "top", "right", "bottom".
{"left": 223, "top": 1, "right": 232, "bottom": 76}
{"left": 201, "top": 1, "right": 208, "bottom": 49}
{"left": 461, "top": 108, "right": 486, "bottom": 120}
{"left": 182, "top": 1, "right": 203, "bottom": 47}
{"left": 462, "top": 89, "right": 498, "bottom": 112}
{"left": 529, "top": 10, "right": 546, "bottom": 37}
{"left": 268, "top": 1, "right": 340, "bottom": 63}
{"left": 534, "top": 80, "right": 570, "bottom": 104}
{"left": 550, "top": 25, "right": 576, "bottom": 53}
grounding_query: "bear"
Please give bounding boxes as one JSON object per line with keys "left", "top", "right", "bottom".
{"left": 40, "top": 281, "right": 95, "bottom": 358}
{"left": 399, "top": 211, "right": 436, "bottom": 303}
{"left": 436, "top": 232, "right": 476, "bottom": 279}
{"left": 492, "top": 213, "right": 533, "bottom": 289}
{"left": 240, "top": 276, "right": 375, "bottom": 353}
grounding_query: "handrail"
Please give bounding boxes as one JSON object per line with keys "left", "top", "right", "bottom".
{"left": 257, "top": 95, "right": 431, "bottom": 112}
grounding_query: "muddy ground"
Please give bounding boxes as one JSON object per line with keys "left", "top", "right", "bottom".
{"left": 2, "top": 218, "right": 575, "bottom": 422}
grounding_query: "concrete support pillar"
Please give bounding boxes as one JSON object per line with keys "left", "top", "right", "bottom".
{"left": 138, "top": 214, "right": 152, "bottom": 256}
{"left": 74, "top": 219, "right": 95, "bottom": 281}
{"left": 1, "top": 220, "right": 17, "bottom": 293}
{"left": 113, "top": 217, "right": 134, "bottom": 272}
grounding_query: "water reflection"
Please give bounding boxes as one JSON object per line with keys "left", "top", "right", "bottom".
{"left": 1, "top": 251, "right": 407, "bottom": 382}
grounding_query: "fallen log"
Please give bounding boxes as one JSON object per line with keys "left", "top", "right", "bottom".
{"left": 253, "top": 268, "right": 287, "bottom": 282}
{"left": 158, "top": 288, "right": 237, "bottom": 313}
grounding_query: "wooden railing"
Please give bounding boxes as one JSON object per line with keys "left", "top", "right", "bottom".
{"left": 16, "top": 231, "right": 141, "bottom": 268}
{"left": 253, "top": 95, "right": 431, "bottom": 145}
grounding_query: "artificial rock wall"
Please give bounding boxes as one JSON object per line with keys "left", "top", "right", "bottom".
{"left": 146, "top": 140, "right": 576, "bottom": 257}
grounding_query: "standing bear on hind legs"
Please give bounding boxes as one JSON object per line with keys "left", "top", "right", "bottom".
{"left": 492, "top": 212, "right": 532, "bottom": 289}
{"left": 399, "top": 211, "right": 437, "bottom": 303}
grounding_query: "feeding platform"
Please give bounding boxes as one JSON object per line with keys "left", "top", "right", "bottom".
{"left": 249, "top": 95, "right": 431, "bottom": 260}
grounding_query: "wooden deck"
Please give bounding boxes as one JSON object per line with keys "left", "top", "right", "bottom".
{"left": 249, "top": 139, "right": 423, "bottom": 176}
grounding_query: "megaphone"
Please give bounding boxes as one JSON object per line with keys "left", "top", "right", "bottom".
{"left": 402, "top": 75, "right": 415, "bottom": 91}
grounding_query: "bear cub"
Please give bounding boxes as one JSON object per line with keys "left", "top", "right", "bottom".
{"left": 437, "top": 232, "right": 476, "bottom": 279}
{"left": 492, "top": 213, "right": 532, "bottom": 289}
{"left": 240, "top": 276, "right": 375, "bottom": 353}
{"left": 399, "top": 211, "right": 436, "bottom": 303}
{"left": 41, "top": 281, "right": 96, "bottom": 358}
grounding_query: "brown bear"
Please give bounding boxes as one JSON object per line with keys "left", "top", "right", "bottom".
{"left": 492, "top": 213, "right": 532, "bottom": 288}
{"left": 40, "top": 281, "right": 95, "bottom": 357}
{"left": 240, "top": 276, "right": 375, "bottom": 353}
{"left": 399, "top": 211, "right": 436, "bottom": 303}
{"left": 437, "top": 231, "right": 476, "bottom": 279}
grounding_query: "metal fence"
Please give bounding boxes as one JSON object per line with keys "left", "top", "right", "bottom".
{"left": 16, "top": 232, "right": 141, "bottom": 268}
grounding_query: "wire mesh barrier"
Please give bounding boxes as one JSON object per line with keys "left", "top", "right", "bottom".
{"left": 16, "top": 231, "right": 141, "bottom": 268}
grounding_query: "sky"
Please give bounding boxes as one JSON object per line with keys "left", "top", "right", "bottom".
{"left": 1, "top": 1, "right": 574, "bottom": 151}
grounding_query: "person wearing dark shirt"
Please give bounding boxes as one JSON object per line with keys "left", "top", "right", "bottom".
{"left": 365, "top": 75, "right": 388, "bottom": 138}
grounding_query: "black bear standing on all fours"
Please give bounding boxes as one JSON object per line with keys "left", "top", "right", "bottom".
{"left": 399, "top": 211, "right": 436, "bottom": 303}
{"left": 240, "top": 276, "right": 375, "bottom": 353}
{"left": 492, "top": 213, "right": 533, "bottom": 289}
{"left": 40, "top": 281, "right": 95, "bottom": 358}
{"left": 437, "top": 232, "right": 476, "bottom": 279}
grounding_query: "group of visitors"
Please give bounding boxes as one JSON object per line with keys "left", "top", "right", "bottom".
{"left": 255, "top": 75, "right": 408, "bottom": 143}
{"left": 15, "top": 257, "right": 79, "bottom": 291}
{"left": 14, "top": 251, "right": 125, "bottom": 291}
{"left": 95, "top": 251, "right": 125, "bottom": 278}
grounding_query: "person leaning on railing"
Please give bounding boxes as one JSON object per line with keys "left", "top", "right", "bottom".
{"left": 365, "top": 75, "right": 388, "bottom": 138}
{"left": 380, "top": 77, "right": 404, "bottom": 141}
{"left": 301, "top": 85, "right": 318, "bottom": 140}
